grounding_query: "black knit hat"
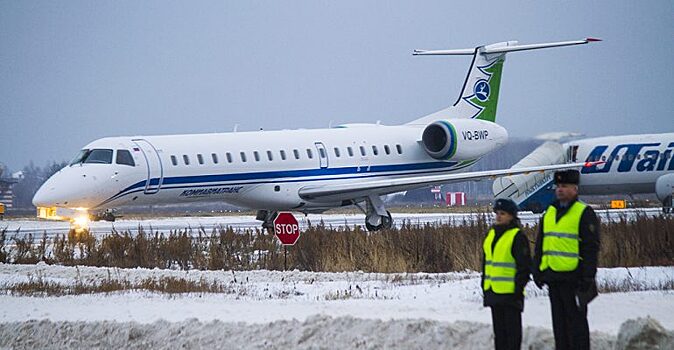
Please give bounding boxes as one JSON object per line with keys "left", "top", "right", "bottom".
{"left": 493, "top": 198, "right": 518, "bottom": 217}
{"left": 554, "top": 170, "right": 580, "bottom": 185}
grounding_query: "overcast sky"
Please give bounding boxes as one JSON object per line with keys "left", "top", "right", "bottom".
{"left": 1, "top": 1, "right": 672, "bottom": 171}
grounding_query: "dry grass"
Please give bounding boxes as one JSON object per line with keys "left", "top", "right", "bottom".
{"left": 1, "top": 214, "right": 672, "bottom": 273}
{"left": 4, "top": 269, "right": 237, "bottom": 297}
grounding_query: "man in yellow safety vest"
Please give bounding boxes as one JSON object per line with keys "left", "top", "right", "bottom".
{"left": 482, "top": 198, "right": 531, "bottom": 350}
{"left": 533, "top": 170, "right": 600, "bottom": 350}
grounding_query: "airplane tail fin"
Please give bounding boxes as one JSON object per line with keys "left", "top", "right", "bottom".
{"left": 407, "top": 38, "right": 601, "bottom": 125}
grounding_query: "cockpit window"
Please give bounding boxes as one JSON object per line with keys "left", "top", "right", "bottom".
{"left": 83, "top": 149, "right": 113, "bottom": 164}
{"left": 116, "top": 149, "right": 135, "bottom": 166}
{"left": 70, "top": 149, "right": 90, "bottom": 166}
{"left": 70, "top": 148, "right": 115, "bottom": 165}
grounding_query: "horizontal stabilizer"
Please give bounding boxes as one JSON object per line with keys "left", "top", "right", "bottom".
{"left": 413, "top": 38, "right": 600, "bottom": 56}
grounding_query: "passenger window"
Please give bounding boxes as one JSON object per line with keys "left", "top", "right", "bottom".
{"left": 240, "top": 152, "right": 247, "bottom": 162}
{"left": 183, "top": 155, "right": 190, "bottom": 165}
{"left": 116, "top": 150, "right": 135, "bottom": 166}
{"left": 334, "top": 147, "right": 341, "bottom": 158}
{"left": 197, "top": 154, "right": 204, "bottom": 165}
{"left": 360, "top": 146, "right": 366, "bottom": 156}
{"left": 384, "top": 145, "right": 391, "bottom": 155}
{"left": 372, "top": 145, "right": 379, "bottom": 156}
{"left": 212, "top": 153, "right": 219, "bottom": 164}
{"left": 280, "top": 150, "right": 287, "bottom": 160}
{"left": 267, "top": 150, "right": 273, "bottom": 161}
{"left": 347, "top": 147, "right": 354, "bottom": 157}
{"left": 254, "top": 151, "right": 260, "bottom": 162}
{"left": 226, "top": 152, "right": 233, "bottom": 163}
{"left": 293, "top": 149, "right": 300, "bottom": 160}
{"left": 396, "top": 144, "right": 403, "bottom": 154}
{"left": 83, "top": 149, "right": 113, "bottom": 164}
{"left": 170, "top": 155, "right": 178, "bottom": 166}
{"left": 306, "top": 149, "right": 313, "bottom": 159}
{"left": 319, "top": 148, "right": 326, "bottom": 158}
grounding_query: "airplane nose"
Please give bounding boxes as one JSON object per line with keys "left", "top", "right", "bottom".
{"left": 32, "top": 186, "right": 46, "bottom": 207}
{"left": 32, "top": 179, "right": 59, "bottom": 207}
{"left": 32, "top": 166, "right": 120, "bottom": 209}
{"left": 32, "top": 169, "right": 78, "bottom": 207}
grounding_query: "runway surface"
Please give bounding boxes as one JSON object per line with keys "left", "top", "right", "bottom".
{"left": 0, "top": 207, "right": 665, "bottom": 240}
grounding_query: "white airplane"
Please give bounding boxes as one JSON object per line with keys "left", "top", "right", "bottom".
{"left": 493, "top": 133, "right": 674, "bottom": 213}
{"left": 33, "top": 38, "right": 600, "bottom": 230}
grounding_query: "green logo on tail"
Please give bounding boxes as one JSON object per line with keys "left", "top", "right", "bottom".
{"left": 466, "top": 59, "right": 504, "bottom": 123}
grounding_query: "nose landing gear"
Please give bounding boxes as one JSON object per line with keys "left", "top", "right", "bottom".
{"left": 91, "top": 211, "right": 116, "bottom": 222}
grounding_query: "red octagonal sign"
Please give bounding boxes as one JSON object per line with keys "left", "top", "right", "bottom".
{"left": 273, "top": 212, "right": 301, "bottom": 245}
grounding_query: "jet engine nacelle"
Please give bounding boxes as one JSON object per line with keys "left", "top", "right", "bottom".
{"left": 656, "top": 173, "right": 674, "bottom": 205}
{"left": 421, "top": 119, "right": 508, "bottom": 160}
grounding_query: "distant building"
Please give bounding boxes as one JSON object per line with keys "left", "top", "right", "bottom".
{"left": 0, "top": 165, "right": 18, "bottom": 209}
{"left": 0, "top": 178, "right": 17, "bottom": 209}
{"left": 430, "top": 186, "right": 443, "bottom": 201}
{"left": 446, "top": 192, "right": 466, "bottom": 206}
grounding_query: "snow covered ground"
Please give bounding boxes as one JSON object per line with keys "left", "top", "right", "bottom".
{"left": 0, "top": 264, "right": 671, "bottom": 349}
{"left": 1, "top": 207, "right": 664, "bottom": 239}
{"left": 0, "top": 264, "right": 672, "bottom": 335}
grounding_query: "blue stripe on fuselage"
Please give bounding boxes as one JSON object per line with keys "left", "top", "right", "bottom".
{"left": 97, "top": 161, "right": 463, "bottom": 208}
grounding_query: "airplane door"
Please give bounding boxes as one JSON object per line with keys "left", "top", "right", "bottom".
{"left": 567, "top": 145, "right": 579, "bottom": 162}
{"left": 314, "top": 142, "right": 329, "bottom": 169}
{"left": 132, "top": 139, "right": 164, "bottom": 194}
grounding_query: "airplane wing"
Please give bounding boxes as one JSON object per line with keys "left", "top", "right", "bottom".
{"left": 298, "top": 162, "right": 597, "bottom": 202}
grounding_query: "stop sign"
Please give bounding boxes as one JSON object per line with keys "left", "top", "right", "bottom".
{"left": 273, "top": 212, "right": 301, "bottom": 245}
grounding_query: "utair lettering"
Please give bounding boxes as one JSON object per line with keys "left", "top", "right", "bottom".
{"left": 461, "top": 130, "right": 489, "bottom": 141}
{"left": 179, "top": 186, "right": 244, "bottom": 197}
{"left": 581, "top": 142, "right": 674, "bottom": 174}
{"left": 524, "top": 173, "right": 553, "bottom": 197}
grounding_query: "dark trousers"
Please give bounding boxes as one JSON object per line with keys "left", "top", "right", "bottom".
{"left": 490, "top": 305, "right": 522, "bottom": 350}
{"left": 548, "top": 282, "right": 590, "bottom": 350}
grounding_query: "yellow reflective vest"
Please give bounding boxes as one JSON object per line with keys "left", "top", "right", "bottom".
{"left": 539, "top": 201, "right": 587, "bottom": 272}
{"left": 483, "top": 227, "right": 519, "bottom": 294}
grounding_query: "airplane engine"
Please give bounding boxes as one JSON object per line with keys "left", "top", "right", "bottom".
{"left": 656, "top": 173, "right": 674, "bottom": 211}
{"left": 421, "top": 119, "right": 508, "bottom": 160}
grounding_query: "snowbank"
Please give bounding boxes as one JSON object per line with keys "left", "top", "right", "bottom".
{"left": 0, "top": 316, "right": 623, "bottom": 350}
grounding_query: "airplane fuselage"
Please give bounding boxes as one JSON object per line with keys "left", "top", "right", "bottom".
{"left": 33, "top": 123, "right": 504, "bottom": 214}
{"left": 572, "top": 133, "right": 674, "bottom": 194}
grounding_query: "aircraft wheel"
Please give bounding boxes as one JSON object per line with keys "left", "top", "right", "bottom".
{"left": 382, "top": 211, "right": 393, "bottom": 229}
{"left": 365, "top": 211, "right": 393, "bottom": 231}
{"left": 365, "top": 214, "right": 382, "bottom": 231}
{"left": 663, "top": 196, "right": 672, "bottom": 214}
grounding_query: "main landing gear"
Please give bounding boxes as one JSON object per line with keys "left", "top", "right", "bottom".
{"left": 256, "top": 195, "right": 394, "bottom": 232}
{"left": 356, "top": 195, "right": 393, "bottom": 231}
{"left": 663, "top": 196, "right": 672, "bottom": 214}
{"left": 256, "top": 210, "right": 278, "bottom": 232}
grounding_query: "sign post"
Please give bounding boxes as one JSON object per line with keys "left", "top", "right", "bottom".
{"left": 273, "top": 212, "right": 301, "bottom": 270}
